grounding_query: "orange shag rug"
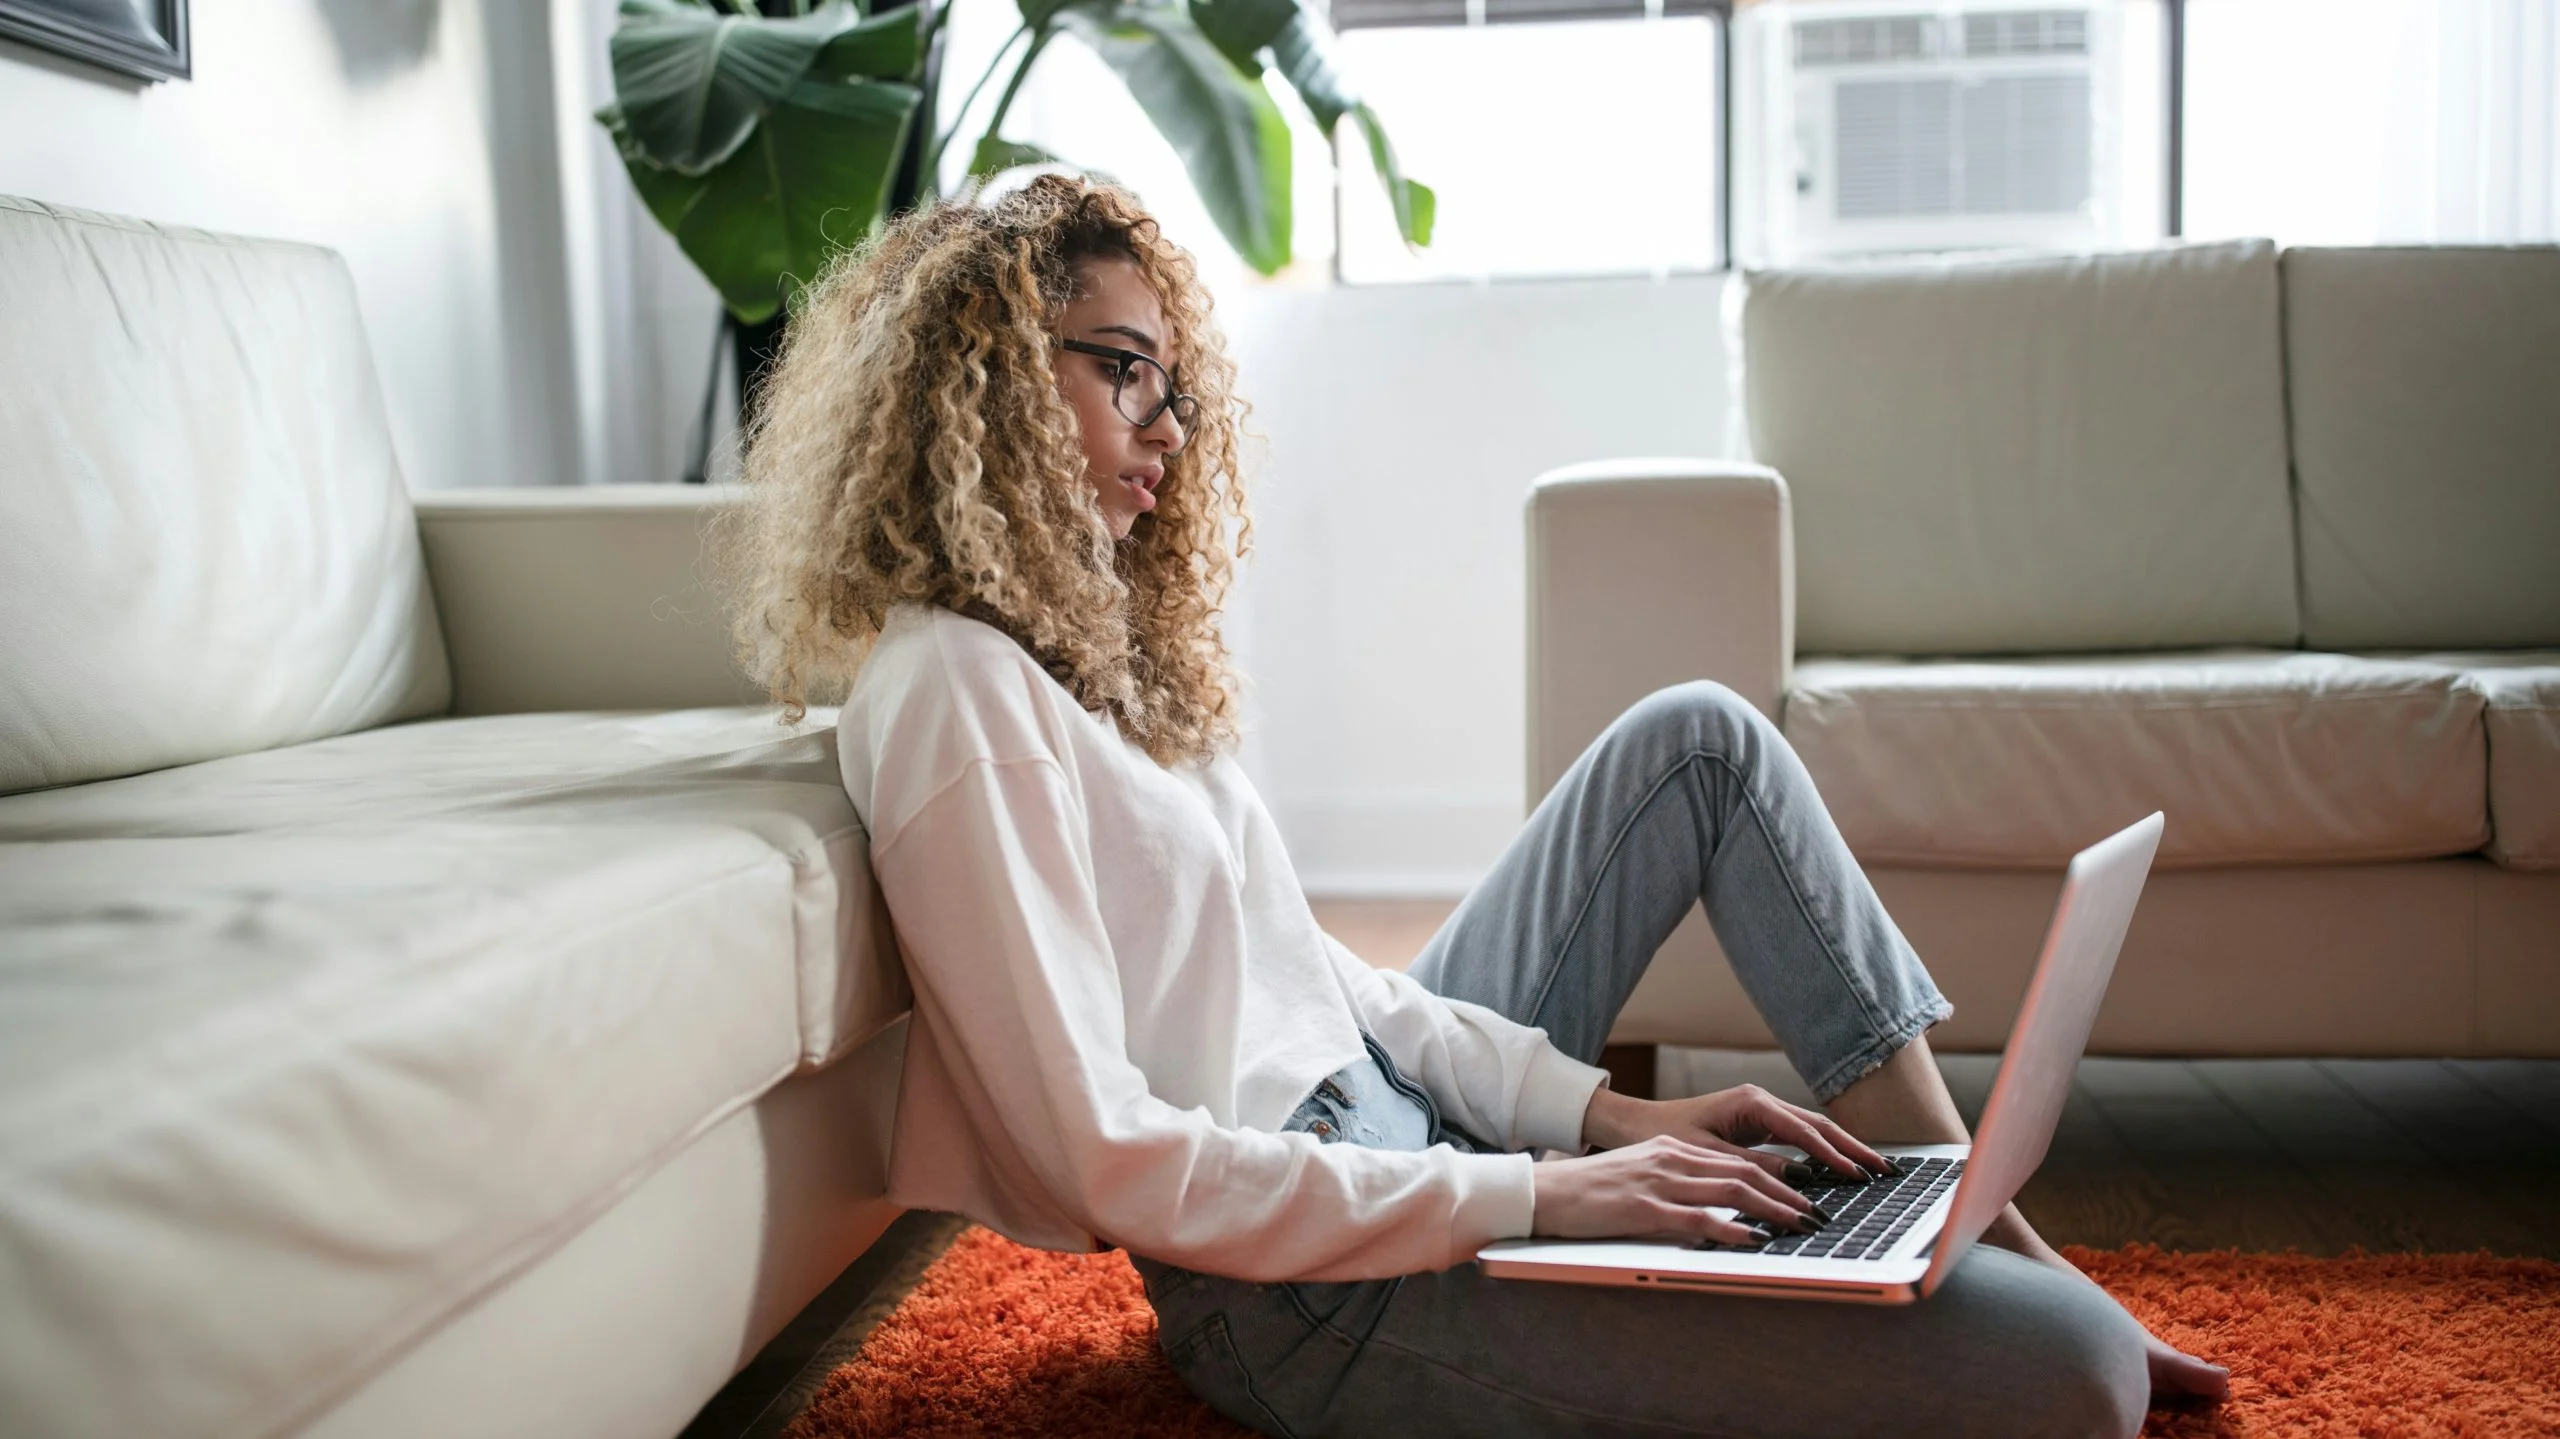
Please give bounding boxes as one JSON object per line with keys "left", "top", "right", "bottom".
{"left": 784, "top": 1228, "right": 2560, "bottom": 1439}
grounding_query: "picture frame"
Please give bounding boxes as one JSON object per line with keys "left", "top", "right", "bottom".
{"left": 0, "top": 0, "right": 189, "bottom": 83}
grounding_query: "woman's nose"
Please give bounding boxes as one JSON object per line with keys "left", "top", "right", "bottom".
{"left": 1140, "top": 406, "right": 1185, "bottom": 453}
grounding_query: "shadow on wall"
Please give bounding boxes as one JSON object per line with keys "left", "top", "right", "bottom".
{"left": 316, "top": 0, "right": 439, "bottom": 82}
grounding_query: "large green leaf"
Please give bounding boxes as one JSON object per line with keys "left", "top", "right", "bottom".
{"left": 609, "top": 0, "right": 880, "bottom": 175}
{"left": 1263, "top": 2, "right": 1431, "bottom": 247}
{"left": 599, "top": 99, "right": 712, "bottom": 237}
{"left": 1261, "top": 0, "right": 1348, "bottom": 130}
{"left": 1186, "top": 0, "right": 1296, "bottom": 73}
{"left": 1058, "top": 5, "right": 1293, "bottom": 274}
{"left": 969, "top": 135, "right": 1066, "bottom": 178}
{"left": 1351, "top": 103, "right": 1435, "bottom": 247}
{"left": 604, "top": 77, "right": 921, "bottom": 322}
{"left": 806, "top": 5, "right": 926, "bottom": 82}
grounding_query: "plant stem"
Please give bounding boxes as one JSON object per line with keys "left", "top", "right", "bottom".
{"left": 978, "top": 25, "right": 1053, "bottom": 150}
{"left": 923, "top": 21, "right": 1036, "bottom": 187}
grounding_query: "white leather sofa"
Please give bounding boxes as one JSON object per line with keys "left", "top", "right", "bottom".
{"left": 0, "top": 199, "right": 909, "bottom": 1437}
{"left": 1530, "top": 240, "right": 2559, "bottom": 1059}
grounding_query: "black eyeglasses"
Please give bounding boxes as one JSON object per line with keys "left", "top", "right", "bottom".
{"left": 1060, "top": 338, "right": 1199, "bottom": 450}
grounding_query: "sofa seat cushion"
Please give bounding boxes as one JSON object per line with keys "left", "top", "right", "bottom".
{"left": 2408, "top": 653, "right": 2560, "bottom": 870}
{"left": 0, "top": 707, "right": 900, "bottom": 1067}
{"left": 1784, "top": 651, "right": 2488, "bottom": 869}
{"left": 0, "top": 708, "right": 900, "bottom": 1438}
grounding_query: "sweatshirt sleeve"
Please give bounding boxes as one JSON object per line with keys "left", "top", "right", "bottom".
{"left": 873, "top": 753, "right": 1543, "bottom": 1281}
{"left": 1319, "top": 932, "right": 1610, "bottom": 1157}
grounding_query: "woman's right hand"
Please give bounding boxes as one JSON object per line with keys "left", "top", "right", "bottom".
{"left": 1529, "top": 1135, "right": 1821, "bottom": 1246}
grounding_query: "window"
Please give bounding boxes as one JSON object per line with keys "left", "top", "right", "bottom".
{"left": 2181, "top": 0, "right": 2560, "bottom": 246}
{"left": 1331, "top": 0, "right": 1727, "bottom": 282}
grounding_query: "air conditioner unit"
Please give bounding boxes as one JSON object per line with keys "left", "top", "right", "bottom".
{"left": 1736, "top": 1, "right": 2152, "bottom": 262}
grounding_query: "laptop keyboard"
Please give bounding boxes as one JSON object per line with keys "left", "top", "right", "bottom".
{"left": 1705, "top": 1156, "right": 1965, "bottom": 1262}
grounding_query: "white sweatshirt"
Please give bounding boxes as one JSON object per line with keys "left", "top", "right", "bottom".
{"left": 833, "top": 604, "right": 1608, "bottom": 1282}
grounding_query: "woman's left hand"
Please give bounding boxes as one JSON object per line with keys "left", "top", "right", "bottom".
{"left": 1581, "top": 1084, "right": 1897, "bottom": 1183}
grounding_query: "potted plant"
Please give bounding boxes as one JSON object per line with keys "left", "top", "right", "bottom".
{"left": 596, "top": 0, "right": 1432, "bottom": 473}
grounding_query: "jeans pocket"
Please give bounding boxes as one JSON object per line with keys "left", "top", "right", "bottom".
{"left": 1283, "top": 1088, "right": 1353, "bottom": 1143}
{"left": 1163, "top": 1312, "right": 1300, "bottom": 1439}
{"left": 1280, "top": 1278, "right": 1361, "bottom": 1330}
{"left": 1281, "top": 1274, "right": 1401, "bottom": 1344}
{"left": 1139, "top": 1259, "right": 1206, "bottom": 1307}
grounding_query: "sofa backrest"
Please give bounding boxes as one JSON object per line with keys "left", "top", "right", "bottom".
{"left": 2283, "top": 245, "right": 2560, "bottom": 650}
{"left": 0, "top": 198, "right": 449, "bottom": 795}
{"left": 1741, "top": 240, "right": 2300, "bottom": 655}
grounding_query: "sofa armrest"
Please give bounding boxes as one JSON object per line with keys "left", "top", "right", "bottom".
{"left": 1526, "top": 459, "right": 1793, "bottom": 805}
{"left": 414, "top": 486, "right": 766, "bottom": 715}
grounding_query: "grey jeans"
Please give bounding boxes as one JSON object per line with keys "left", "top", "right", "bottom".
{"left": 1131, "top": 683, "right": 2151, "bottom": 1438}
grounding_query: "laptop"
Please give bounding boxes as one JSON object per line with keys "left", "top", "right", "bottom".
{"left": 1476, "top": 811, "right": 2164, "bottom": 1305}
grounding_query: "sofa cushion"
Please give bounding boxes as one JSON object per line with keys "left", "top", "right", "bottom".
{"left": 0, "top": 707, "right": 899, "bottom": 1067}
{"left": 0, "top": 197, "right": 449, "bottom": 795}
{"left": 2409, "top": 653, "right": 2560, "bottom": 870}
{"left": 1784, "top": 652, "right": 2488, "bottom": 868}
{"left": 2285, "top": 247, "right": 2560, "bottom": 649}
{"left": 1741, "top": 240, "right": 2300, "bottom": 655}
{"left": 0, "top": 709, "right": 901, "bottom": 1437}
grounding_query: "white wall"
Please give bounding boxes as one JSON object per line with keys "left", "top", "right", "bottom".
{"left": 1223, "top": 276, "right": 1735, "bottom": 895}
{"left": 0, "top": 0, "right": 582, "bottom": 494}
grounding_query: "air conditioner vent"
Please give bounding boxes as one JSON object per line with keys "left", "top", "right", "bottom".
{"left": 1794, "top": 15, "right": 1933, "bottom": 67}
{"left": 1962, "top": 73, "right": 2092, "bottom": 212}
{"left": 1834, "top": 71, "right": 2092, "bottom": 219}
{"left": 1837, "top": 78, "right": 1956, "bottom": 217}
{"left": 1962, "top": 9, "right": 2088, "bottom": 58}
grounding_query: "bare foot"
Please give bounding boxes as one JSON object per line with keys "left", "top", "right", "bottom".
{"left": 1984, "top": 1206, "right": 2230, "bottom": 1404}
{"left": 1819, "top": 1050, "right": 2229, "bottom": 1405}
{"left": 2143, "top": 1330, "right": 2231, "bottom": 1401}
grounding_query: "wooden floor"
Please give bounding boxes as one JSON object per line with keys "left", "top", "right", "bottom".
{"left": 683, "top": 897, "right": 2560, "bottom": 1438}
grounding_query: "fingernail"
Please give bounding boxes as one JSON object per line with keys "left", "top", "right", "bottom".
{"left": 1791, "top": 1215, "right": 1821, "bottom": 1235}
{"left": 1807, "top": 1202, "right": 1836, "bottom": 1223}
{"left": 1876, "top": 1158, "right": 1906, "bottom": 1177}
{"left": 1782, "top": 1160, "right": 1818, "bottom": 1185}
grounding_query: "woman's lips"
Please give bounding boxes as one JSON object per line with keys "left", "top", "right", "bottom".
{"left": 1119, "top": 475, "right": 1157, "bottom": 512}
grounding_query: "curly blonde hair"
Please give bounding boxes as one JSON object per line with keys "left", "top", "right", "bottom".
{"left": 718, "top": 175, "right": 1251, "bottom": 767}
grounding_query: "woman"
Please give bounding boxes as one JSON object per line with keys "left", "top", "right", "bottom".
{"left": 725, "top": 175, "right": 2225, "bottom": 1437}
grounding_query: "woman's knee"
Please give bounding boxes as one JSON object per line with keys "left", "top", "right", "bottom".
{"left": 1613, "top": 680, "right": 1768, "bottom": 758}
{"left": 2025, "top": 1320, "right": 2148, "bottom": 1438}
{"left": 1958, "top": 1252, "right": 2151, "bottom": 1438}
